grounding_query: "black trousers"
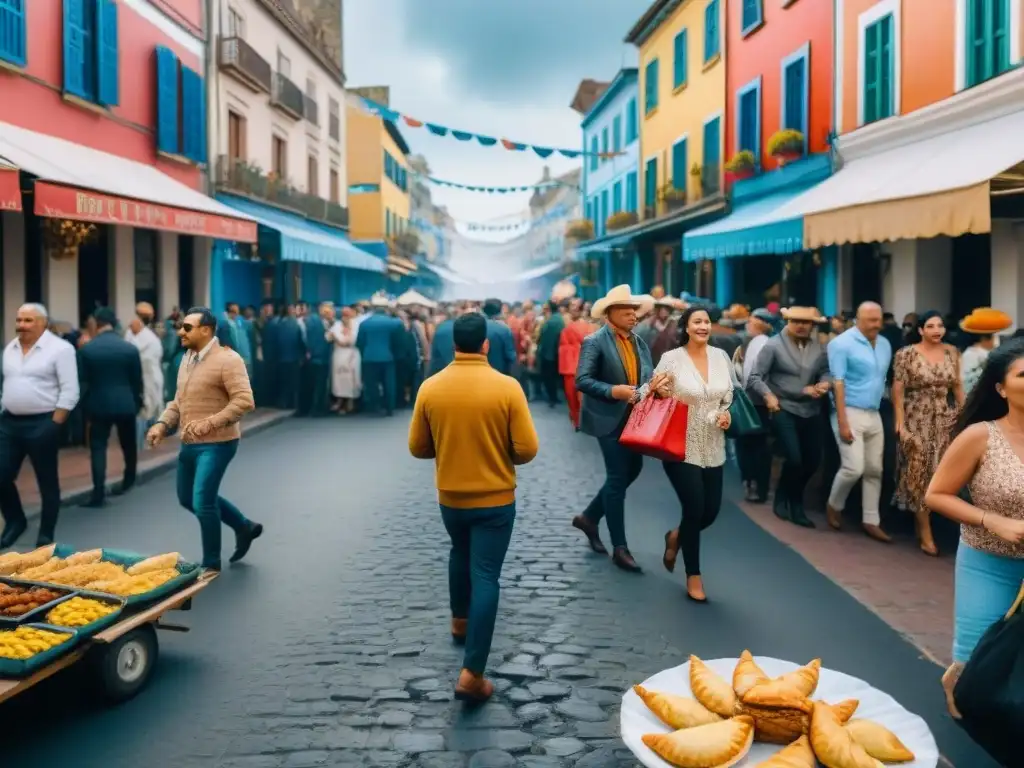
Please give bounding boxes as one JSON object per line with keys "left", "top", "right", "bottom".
{"left": 735, "top": 407, "right": 771, "bottom": 500}
{"left": 539, "top": 359, "right": 560, "bottom": 405}
{"left": 0, "top": 413, "right": 61, "bottom": 540}
{"left": 363, "top": 361, "right": 396, "bottom": 415}
{"left": 662, "top": 462, "right": 724, "bottom": 576}
{"left": 581, "top": 435, "right": 644, "bottom": 548}
{"left": 88, "top": 415, "right": 137, "bottom": 501}
{"left": 771, "top": 410, "right": 823, "bottom": 505}
{"left": 276, "top": 362, "right": 301, "bottom": 410}
{"left": 306, "top": 362, "right": 330, "bottom": 417}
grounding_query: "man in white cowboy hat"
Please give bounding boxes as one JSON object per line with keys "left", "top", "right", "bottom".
{"left": 747, "top": 306, "right": 830, "bottom": 527}
{"left": 356, "top": 294, "right": 403, "bottom": 416}
{"left": 571, "top": 285, "right": 655, "bottom": 573}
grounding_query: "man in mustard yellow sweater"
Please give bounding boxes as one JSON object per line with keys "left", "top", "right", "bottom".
{"left": 408, "top": 313, "right": 539, "bottom": 703}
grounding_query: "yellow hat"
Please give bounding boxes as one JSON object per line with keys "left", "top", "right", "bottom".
{"left": 960, "top": 308, "right": 1012, "bottom": 334}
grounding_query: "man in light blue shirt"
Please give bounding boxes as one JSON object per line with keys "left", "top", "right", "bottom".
{"left": 825, "top": 302, "right": 892, "bottom": 542}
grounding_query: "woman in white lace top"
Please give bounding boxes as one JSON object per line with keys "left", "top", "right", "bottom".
{"left": 641, "top": 306, "right": 734, "bottom": 602}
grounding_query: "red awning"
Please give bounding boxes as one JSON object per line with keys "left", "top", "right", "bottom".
{"left": 34, "top": 182, "right": 258, "bottom": 243}
{"left": 0, "top": 166, "right": 21, "bottom": 212}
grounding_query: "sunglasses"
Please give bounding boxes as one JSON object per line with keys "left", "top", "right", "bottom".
{"left": 180, "top": 323, "right": 206, "bottom": 333}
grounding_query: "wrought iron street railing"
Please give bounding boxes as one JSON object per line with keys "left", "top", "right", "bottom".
{"left": 217, "top": 37, "right": 272, "bottom": 93}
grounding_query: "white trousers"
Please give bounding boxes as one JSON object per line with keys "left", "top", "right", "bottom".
{"left": 828, "top": 407, "right": 884, "bottom": 526}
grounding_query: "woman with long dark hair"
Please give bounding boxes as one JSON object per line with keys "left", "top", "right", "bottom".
{"left": 891, "top": 310, "right": 963, "bottom": 556}
{"left": 640, "top": 306, "right": 734, "bottom": 602}
{"left": 924, "top": 340, "right": 1024, "bottom": 718}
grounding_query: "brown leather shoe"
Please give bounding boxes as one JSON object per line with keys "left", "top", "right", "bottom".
{"left": 451, "top": 618, "right": 467, "bottom": 644}
{"left": 572, "top": 515, "right": 608, "bottom": 555}
{"left": 826, "top": 505, "right": 843, "bottom": 530}
{"left": 454, "top": 668, "right": 494, "bottom": 703}
{"left": 662, "top": 529, "right": 679, "bottom": 573}
{"left": 863, "top": 523, "right": 892, "bottom": 543}
{"left": 612, "top": 546, "right": 642, "bottom": 573}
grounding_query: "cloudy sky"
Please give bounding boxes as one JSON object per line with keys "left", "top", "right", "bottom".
{"left": 343, "top": 0, "right": 651, "bottom": 234}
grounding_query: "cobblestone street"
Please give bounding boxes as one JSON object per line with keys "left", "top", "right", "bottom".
{"left": 1, "top": 407, "right": 996, "bottom": 767}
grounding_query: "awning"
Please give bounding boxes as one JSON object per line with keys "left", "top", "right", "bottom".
{"left": 421, "top": 261, "right": 474, "bottom": 285}
{"left": 0, "top": 160, "right": 20, "bottom": 212}
{"left": 0, "top": 121, "right": 257, "bottom": 242}
{"left": 774, "top": 72, "right": 1024, "bottom": 248}
{"left": 515, "top": 261, "right": 563, "bottom": 281}
{"left": 388, "top": 254, "right": 418, "bottom": 272}
{"left": 217, "top": 195, "right": 385, "bottom": 273}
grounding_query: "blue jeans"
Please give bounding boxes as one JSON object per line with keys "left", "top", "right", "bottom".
{"left": 440, "top": 502, "right": 516, "bottom": 674}
{"left": 581, "top": 435, "right": 644, "bottom": 548}
{"left": 176, "top": 440, "right": 250, "bottom": 569}
{"left": 953, "top": 541, "right": 1024, "bottom": 662}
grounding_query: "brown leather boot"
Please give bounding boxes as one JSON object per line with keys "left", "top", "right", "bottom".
{"left": 451, "top": 618, "right": 467, "bottom": 644}
{"left": 863, "top": 523, "right": 892, "bottom": 543}
{"left": 826, "top": 505, "right": 842, "bottom": 530}
{"left": 454, "top": 668, "right": 494, "bottom": 703}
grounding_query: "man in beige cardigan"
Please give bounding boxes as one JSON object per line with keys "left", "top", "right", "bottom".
{"left": 146, "top": 307, "right": 261, "bottom": 571}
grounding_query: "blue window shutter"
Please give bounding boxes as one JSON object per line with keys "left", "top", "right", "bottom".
{"left": 601, "top": 126, "right": 609, "bottom": 160}
{"left": 878, "top": 16, "right": 893, "bottom": 119}
{"left": 0, "top": 0, "right": 27, "bottom": 67}
{"left": 704, "top": 0, "right": 719, "bottom": 61}
{"left": 613, "top": 182, "right": 622, "bottom": 213}
{"left": 739, "top": 88, "right": 758, "bottom": 155}
{"left": 600, "top": 190, "right": 609, "bottom": 233}
{"left": 613, "top": 115, "right": 622, "bottom": 152}
{"left": 626, "top": 172, "right": 637, "bottom": 212}
{"left": 589, "top": 136, "right": 599, "bottom": 170}
{"left": 644, "top": 158, "right": 657, "bottom": 209}
{"left": 180, "top": 67, "right": 198, "bottom": 161}
{"left": 673, "top": 30, "right": 687, "bottom": 88}
{"left": 645, "top": 58, "right": 659, "bottom": 113}
{"left": 703, "top": 118, "right": 720, "bottom": 177}
{"left": 197, "top": 74, "right": 207, "bottom": 164}
{"left": 672, "top": 139, "right": 687, "bottom": 189}
{"left": 783, "top": 57, "right": 806, "bottom": 134}
{"left": 155, "top": 46, "right": 180, "bottom": 154}
{"left": 742, "top": 0, "right": 761, "bottom": 33}
{"left": 63, "top": 0, "right": 87, "bottom": 98}
{"left": 96, "top": 0, "right": 118, "bottom": 106}
{"left": 863, "top": 22, "right": 879, "bottom": 122}
{"left": 992, "top": 0, "right": 1009, "bottom": 77}
{"left": 626, "top": 99, "right": 638, "bottom": 142}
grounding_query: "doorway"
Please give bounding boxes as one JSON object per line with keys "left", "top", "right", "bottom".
{"left": 850, "top": 244, "right": 882, "bottom": 307}
{"left": 950, "top": 234, "right": 991, "bottom": 320}
{"left": 133, "top": 229, "right": 159, "bottom": 310}
{"left": 77, "top": 225, "right": 110, "bottom": 325}
{"left": 178, "top": 235, "right": 195, "bottom": 310}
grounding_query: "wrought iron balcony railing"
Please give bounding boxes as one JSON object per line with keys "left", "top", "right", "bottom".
{"left": 217, "top": 37, "right": 272, "bottom": 93}
{"left": 271, "top": 73, "right": 304, "bottom": 120}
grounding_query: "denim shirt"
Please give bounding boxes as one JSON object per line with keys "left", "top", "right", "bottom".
{"left": 827, "top": 327, "right": 891, "bottom": 411}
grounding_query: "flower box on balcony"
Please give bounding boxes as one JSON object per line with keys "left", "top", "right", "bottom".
{"left": 767, "top": 129, "right": 805, "bottom": 163}
{"left": 725, "top": 149, "right": 757, "bottom": 182}
{"left": 606, "top": 211, "right": 638, "bottom": 231}
{"left": 565, "top": 219, "right": 594, "bottom": 240}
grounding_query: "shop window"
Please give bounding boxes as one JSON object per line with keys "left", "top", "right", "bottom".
{"left": 781, "top": 44, "right": 809, "bottom": 145}
{"left": 703, "top": 116, "right": 721, "bottom": 194}
{"left": 644, "top": 57, "right": 659, "bottom": 115}
{"left": 673, "top": 28, "right": 688, "bottom": 89}
{"left": 0, "top": 0, "right": 27, "bottom": 68}
{"left": 672, "top": 137, "right": 688, "bottom": 190}
{"left": 736, "top": 77, "right": 761, "bottom": 158}
{"left": 644, "top": 157, "right": 658, "bottom": 213}
{"left": 967, "top": 0, "right": 1011, "bottom": 87}
{"left": 704, "top": 0, "right": 720, "bottom": 62}
{"left": 741, "top": 0, "right": 763, "bottom": 36}
{"left": 862, "top": 14, "right": 895, "bottom": 124}
{"left": 625, "top": 98, "right": 638, "bottom": 143}
{"left": 64, "top": 0, "right": 119, "bottom": 106}
{"left": 626, "top": 171, "right": 638, "bottom": 212}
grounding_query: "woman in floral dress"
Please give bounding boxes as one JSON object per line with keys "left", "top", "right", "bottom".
{"left": 892, "top": 311, "right": 964, "bottom": 556}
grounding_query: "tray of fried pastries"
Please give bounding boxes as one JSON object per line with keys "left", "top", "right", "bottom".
{"left": 0, "top": 579, "right": 75, "bottom": 626}
{"left": 0, "top": 545, "right": 200, "bottom": 606}
{"left": 0, "top": 623, "right": 80, "bottom": 678}
{"left": 620, "top": 652, "right": 939, "bottom": 767}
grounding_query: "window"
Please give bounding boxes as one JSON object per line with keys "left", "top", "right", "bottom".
{"left": 227, "top": 111, "right": 246, "bottom": 162}
{"left": 644, "top": 157, "right": 658, "bottom": 212}
{"left": 613, "top": 182, "right": 623, "bottom": 213}
{"left": 613, "top": 114, "right": 622, "bottom": 152}
{"left": 228, "top": 7, "right": 244, "bottom": 38}
{"left": 308, "top": 155, "right": 318, "bottom": 195}
{"left": 277, "top": 50, "right": 290, "bottom": 77}
{"left": 703, "top": 116, "right": 721, "bottom": 193}
{"left": 672, "top": 138, "right": 688, "bottom": 190}
{"left": 967, "top": 0, "right": 1011, "bottom": 87}
{"left": 625, "top": 99, "right": 638, "bottom": 142}
{"left": 0, "top": 0, "right": 27, "bottom": 67}
{"left": 601, "top": 189, "right": 610, "bottom": 229}
{"left": 736, "top": 77, "right": 761, "bottom": 157}
{"left": 704, "top": 0, "right": 721, "bottom": 62}
{"left": 64, "top": 0, "right": 119, "bottom": 106}
{"left": 329, "top": 97, "right": 340, "bottom": 141}
{"left": 626, "top": 171, "right": 638, "bottom": 212}
{"left": 180, "top": 66, "right": 207, "bottom": 164}
{"left": 673, "top": 29, "right": 688, "bottom": 88}
{"left": 155, "top": 46, "right": 179, "bottom": 154}
{"left": 644, "top": 58, "right": 660, "bottom": 115}
{"left": 306, "top": 77, "right": 316, "bottom": 98}
{"left": 741, "top": 0, "right": 763, "bottom": 36}
{"left": 601, "top": 126, "right": 609, "bottom": 162}
{"left": 781, "top": 45, "right": 809, "bottom": 150}
{"left": 585, "top": 199, "right": 593, "bottom": 225}
{"left": 589, "top": 136, "right": 599, "bottom": 171}
{"left": 863, "top": 14, "right": 894, "bottom": 124}
{"left": 272, "top": 135, "right": 287, "bottom": 178}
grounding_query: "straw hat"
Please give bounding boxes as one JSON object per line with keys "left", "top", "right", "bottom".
{"left": 654, "top": 296, "right": 685, "bottom": 310}
{"left": 781, "top": 306, "right": 826, "bottom": 323}
{"left": 397, "top": 290, "right": 436, "bottom": 309}
{"left": 370, "top": 294, "right": 391, "bottom": 308}
{"left": 960, "top": 307, "right": 1012, "bottom": 334}
{"left": 723, "top": 303, "right": 750, "bottom": 320}
{"left": 590, "top": 284, "right": 654, "bottom": 319}
{"left": 551, "top": 279, "right": 577, "bottom": 301}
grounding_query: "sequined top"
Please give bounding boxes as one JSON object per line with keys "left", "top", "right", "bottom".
{"left": 964, "top": 422, "right": 1024, "bottom": 558}
{"left": 640, "top": 346, "right": 734, "bottom": 468}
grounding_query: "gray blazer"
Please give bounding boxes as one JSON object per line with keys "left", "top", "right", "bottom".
{"left": 575, "top": 325, "right": 654, "bottom": 438}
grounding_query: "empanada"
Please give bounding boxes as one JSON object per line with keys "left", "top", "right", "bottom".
{"left": 754, "top": 734, "right": 816, "bottom": 768}
{"left": 845, "top": 719, "right": 915, "bottom": 763}
{"left": 810, "top": 701, "right": 885, "bottom": 768}
{"left": 642, "top": 715, "right": 754, "bottom": 768}
{"left": 689, "top": 655, "right": 738, "bottom": 717}
{"left": 633, "top": 685, "right": 722, "bottom": 729}
{"left": 732, "top": 650, "right": 769, "bottom": 697}
{"left": 65, "top": 549, "right": 103, "bottom": 567}
{"left": 750, "top": 658, "right": 821, "bottom": 700}
{"left": 738, "top": 691, "right": 812, "bottom": 744}
{"left": 831, "top": 698, "right": 860, "bottom": 723}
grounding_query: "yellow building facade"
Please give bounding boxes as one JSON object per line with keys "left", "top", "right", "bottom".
{"left": 345, "top": 104, "right": 411, "bottom": 242}
{"left": 630, "top": 0, "right": 726, "bottom": 222}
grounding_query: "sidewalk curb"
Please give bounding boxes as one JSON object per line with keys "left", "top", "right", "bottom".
{"left": 24, "top": 410, "right": 295, "bottom": 521}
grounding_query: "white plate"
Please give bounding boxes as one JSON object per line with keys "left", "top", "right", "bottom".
{"left": 620, "top": 656, "right": 939, "bottom": 768}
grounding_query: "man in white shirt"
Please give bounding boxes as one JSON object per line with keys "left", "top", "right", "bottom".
{"left": 125, "top": 310, "right": 165, "bottom": 449}
{"left": 0, "top": 303, "right": 80, "bottom": 548}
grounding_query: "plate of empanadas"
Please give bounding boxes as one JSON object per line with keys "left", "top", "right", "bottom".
{"left": 621, "top": 653, "right": 938, "bottom": 768}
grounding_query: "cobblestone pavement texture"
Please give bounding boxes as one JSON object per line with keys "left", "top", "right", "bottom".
{"left": 2, "top": 407, "right": 995, "bottom": 767}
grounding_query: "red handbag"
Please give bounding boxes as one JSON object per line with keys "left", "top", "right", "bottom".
{"left": 618, "top": 396, "right": 689, "bottom": 461}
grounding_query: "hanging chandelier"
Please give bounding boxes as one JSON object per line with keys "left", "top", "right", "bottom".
{"left": 42, "top": 218, "right": 98, "bottom": 261}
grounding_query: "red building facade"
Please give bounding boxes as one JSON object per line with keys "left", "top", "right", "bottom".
{"left": 0, "top": 0, "right": 254, "bottom": 337}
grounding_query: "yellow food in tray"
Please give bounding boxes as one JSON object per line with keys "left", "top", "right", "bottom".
{"left": 0, "top": 545, "right": 56, "bottom": 576}
{"left": 87, "top": 568, "right": 179, "bottom": 597}
{"left": 17, "top": 557, "right": 68, "bottom": 581}
{"left": 0, "top": 626, "right": 72, "bottom": 660}
{"left": 127, "top": 552, "right": 180, "bottom": 576}
{"left": 45, "top": 596, "right": 119, "bottom": 628}
{"left": 42, "top": 561, "right": 126, "bottom": 587}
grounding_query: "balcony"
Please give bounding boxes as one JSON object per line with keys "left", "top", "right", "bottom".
{"left": 271, "top": 73, "right": 304, "bottom": 120}
{"left": 218, "top": 37, "right": 272, "bottom": 94}
{"left": 304, "top": 95, "right": 319, "bottom": 126}
{"left": 214, "top": 155, "right": 349, "bottom": 230}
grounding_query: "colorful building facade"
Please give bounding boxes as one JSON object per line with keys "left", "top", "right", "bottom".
{"left": 0, "top": 0, "right": 255, "bottom": 336}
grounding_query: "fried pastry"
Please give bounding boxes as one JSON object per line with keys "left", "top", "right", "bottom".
{"left": 732, "top": 650, "right": 769, "bottom": 698}
{"left": 754, "top": 734, "right": 816, "bottom": 768}
{"left": 65, "top": 549, "right": 103, "bottom": 567}
{"left": 810, "top": 701, "right": 885, "bottom": 768}
{"left": 737, "top": 690, "right": 812, "bottom": 744}
{"left": 127, "top": 552, "right": 180, "bottom": 576}
{"left": 845, "top": 719, "right": 915, "bottom": 763}
{"left": 749, "top": 659, "right": 821, "bottom": 700}
{"left": 633, "top": 685, "right": 722, "bottom": 729}
{"left": 831, "top": 699, "right": 860, "bottom": 723}
{"left": 689, "top": 655, "right": 738, "bottom": 717}
{"left": 641, "top": 715, "right": 754, "bottom": 768}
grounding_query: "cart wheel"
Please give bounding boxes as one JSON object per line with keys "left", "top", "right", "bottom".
{"left": 93, "top": 623, "right": 159, "bottom": 704}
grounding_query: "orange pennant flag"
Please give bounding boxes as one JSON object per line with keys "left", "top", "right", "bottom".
{"left": 403, "top": 116, "right": 424, "bottom": 128}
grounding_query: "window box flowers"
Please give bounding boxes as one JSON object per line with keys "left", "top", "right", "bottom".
{"left": 724, "top": 150, "right": 756, "bottom": 181}
{"left": 607, "top": 211, "right": 639, "bottom": 231}
{"left": 767, "top": 129, "right": 804, "bottom": 163}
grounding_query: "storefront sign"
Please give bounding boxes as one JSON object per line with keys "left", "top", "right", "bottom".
{"left": 0, "top": 168, "right": 21, "bottom": 212}
{"left": 34, "top": 182, "right": 258, "bottom": 243}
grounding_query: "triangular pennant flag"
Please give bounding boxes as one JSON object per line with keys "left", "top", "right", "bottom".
{"left": 452, "top": 130, "right": 473, "bottom": 141}
{"left": 500, "top": 139, "right": 524, "bottom": 151}
{"left": 532, "top": 146, "right": 555, "bottom": 158}
{"left": 426, "top": 123, "right": 448, "bottom": 136}
{"left": 403, "top": 116, "right": 424, "bottom": 128}
{"left": 558, "top": 149, "right": 581, "bottom": 159}
{"left": 476, "top": 136, "right": 497, "bottom": 146}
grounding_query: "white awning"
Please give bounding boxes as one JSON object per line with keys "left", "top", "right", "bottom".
{"left": 515, "top": 261, "right": 563, "bottom": 281}
{"left": 421, "top": 261, "right": 474, "bottom": 285}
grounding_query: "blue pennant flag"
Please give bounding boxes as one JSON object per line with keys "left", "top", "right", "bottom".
{"left": 476, "top": 136, "right": 497, "bottom": 146}
{"left": 532, "top": 146, "right": 554, "bottom": 158}
{"left": 426, "top": 123, "right": 448, "bottom": 136}
{"left": 558, "top": 149, "right": 581, "bottom": 159}
{"left": 452, "top": 130, "right": 473, "bottom": 141}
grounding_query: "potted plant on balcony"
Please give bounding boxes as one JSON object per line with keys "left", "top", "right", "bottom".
{"left": 565, "top": 219, "right": 595, "bottom": 241}
{"left": 606, "top": 210, "right": 638, "bottom": 231}
{"left": 391, "top": 231, "right": 421, "bottom": 258}
{"left": 689, "top": 163, "right": 703, "bottom": 200}
{"left": 767, "top": 129, "right": 804, "bottom": 164}
{"left": 724, "top": 150, "right": 757, "bottom": 182}
{"left": 659, "top": 183, "right": 687, "bottom": 212}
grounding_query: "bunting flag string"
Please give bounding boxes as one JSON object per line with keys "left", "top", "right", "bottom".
{"left": 347, "top": 92, "right": 620, "bottom": 160}
{"left": 418, "top": 171, "right": 578, "bottom": 194}
{"left": 413, "top": 203, "right": 569, "bottom": 234}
